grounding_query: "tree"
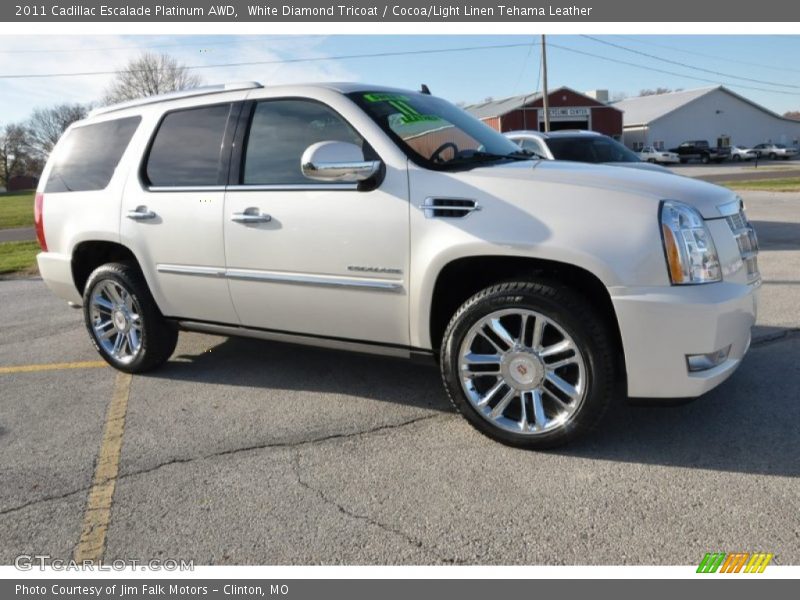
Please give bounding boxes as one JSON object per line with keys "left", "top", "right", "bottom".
{"left": 26, "top": 103, "right": 88, "bottom": 159}
{"left": 103, "top": 52, "right": 202, "bottom": 105}
{"left": 784, "top": 110, "right": 800, "bottom": 121}
{"left": 639, "top": 87, "right": 673, "bottom": 97}
{"left": 0, "top": 123, "right": 33, "bottom": 188}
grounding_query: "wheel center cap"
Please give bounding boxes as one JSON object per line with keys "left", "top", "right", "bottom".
{"left": 113, "top": 309, "right": 129, "bottom": 331}
{"left": 502, "top": 351, "right": 544, "bottom": 390}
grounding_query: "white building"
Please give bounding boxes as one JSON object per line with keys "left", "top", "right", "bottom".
{"left": 615, "top": 86, "right": 800, "bottom": 151}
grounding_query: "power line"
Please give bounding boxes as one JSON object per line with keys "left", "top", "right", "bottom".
{"left": 546, "top": 41, "right": 800, "bottom": 97}
{"left": 580, "top": 35, "right": 800, "bottom": 91}
{"left": 0, "top": 42, "right": 534, "bottom": 80}
{"left": 618, "top": 36, "right": 800, "bottom": 76}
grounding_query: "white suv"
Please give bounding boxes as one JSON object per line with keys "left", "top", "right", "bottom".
{"left": 35, "top": 82, "right": 760, "bottom": 448}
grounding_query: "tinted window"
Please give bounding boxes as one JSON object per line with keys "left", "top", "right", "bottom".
{"left": 146, "top": 104, "right": 231, "bottom": 187}
{"left": 45, "top": 117, "right": 141, "bottom": 193}
{"left": 243, "top": 100, "right": 364, "bottom": 185}
{"left": 546, "top": 136, "right": 642, "bottom": 163}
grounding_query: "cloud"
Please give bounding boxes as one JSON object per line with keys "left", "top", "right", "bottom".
{"left": 0, "top": 35, "right": 358, "bottom": 124}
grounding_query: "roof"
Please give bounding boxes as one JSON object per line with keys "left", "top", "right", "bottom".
{"left": 464, "top": 87, "right": 620, "bottom": 120}
{"left": 465, "top": 92, "right": 545, "bottom": 120}
{"left": 613, "top": 85, "right": 797, "bottom": 127}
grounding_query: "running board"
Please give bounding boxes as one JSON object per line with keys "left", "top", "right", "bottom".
{"left": 176, "top": 319, "right": 433, "bottom": 361}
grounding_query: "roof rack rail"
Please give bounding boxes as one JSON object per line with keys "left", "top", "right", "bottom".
{"left": 88, "top": 82, "right": 263, "bottom": 117}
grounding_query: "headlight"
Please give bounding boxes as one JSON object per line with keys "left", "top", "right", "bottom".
{"left": 660, "top": 200, "right": 721, "bottom": 284}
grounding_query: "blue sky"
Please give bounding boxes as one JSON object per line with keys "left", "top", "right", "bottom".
{"left": 1, "top": 35, "right": 798, "bottom": 124}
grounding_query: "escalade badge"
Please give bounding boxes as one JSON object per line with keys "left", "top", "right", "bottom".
{"left": 347, "top": 266, "right": 403, "bottom": 275}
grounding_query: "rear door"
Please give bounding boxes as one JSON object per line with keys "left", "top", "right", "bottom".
{"left": 121, "top": 103, "right": 239, "bottom": 324}
{"left": 222, "top": 97, "right": 410, "bottom": 345}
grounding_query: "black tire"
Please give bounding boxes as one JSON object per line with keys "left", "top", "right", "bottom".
{"left": 82, "top": 262, "right": 178, "bottom": 373}
{"left": 679, "top": 158, "right": 688, "bottom": 164}
{"left": 440, "top": 281, "right": 617, "bottom": 449}
{"left": 647, "top": 158, "right": 656, "bottom": 164}
{"left": 768, "top": 152, "right": 776, "bottom": 160}
{"left": 732, "top": 154, "right": 741, "bottom": 161}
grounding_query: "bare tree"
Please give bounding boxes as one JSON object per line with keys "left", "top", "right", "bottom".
{"left": 784, "top": 110, "right": 800, "bottom": 121}
{"left": 639, "top": 87, "right": 673, "bottom": 97}
{"left": 103, "top": 52, "right": 202, "bottom": 105}
{"left": 0, "top": 123, "right": 33, "bottom": 188}
{"left": 26, "top": 103, "right": 88, "bottom": 159}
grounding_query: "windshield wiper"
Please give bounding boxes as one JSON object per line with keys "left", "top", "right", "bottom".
{"left": 442, "top": 150, "right": 539, "bottom": 168}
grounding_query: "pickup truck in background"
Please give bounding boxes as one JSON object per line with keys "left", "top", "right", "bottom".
{"left": 670, "top": 140, "right": 731, "bottom": 164}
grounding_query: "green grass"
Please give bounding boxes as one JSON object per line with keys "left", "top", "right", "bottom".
{"left": 723, "top": 178, "right": 800, "bottom": 192}
{"left": 0, "top": 240, "right": 40, "bottom": 275}
{"left": 0, "top": 190, "right": 35, "bottom": 229}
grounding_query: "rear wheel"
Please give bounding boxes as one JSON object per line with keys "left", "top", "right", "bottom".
{"left": 82, "top": 262, "right": 177, "bottom": 373}
{"left": 440, "top": 281, "right": 617, "bottom": 449}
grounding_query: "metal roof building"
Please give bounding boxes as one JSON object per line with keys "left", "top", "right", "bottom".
{"left": 614, "top": 86, "right": 800, "bottom": 150}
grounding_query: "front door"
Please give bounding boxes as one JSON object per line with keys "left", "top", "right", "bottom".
{"left": 223, "top": 98, "right": 410, "bottom": 345}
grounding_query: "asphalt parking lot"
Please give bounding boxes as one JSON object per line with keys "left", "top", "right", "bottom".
{"left": 1, "top": 190, "right": 798, "bottom": 566}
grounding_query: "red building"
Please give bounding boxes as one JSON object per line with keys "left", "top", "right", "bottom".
{"left": 465, "top": 87, "right": 623, "bottom": 139}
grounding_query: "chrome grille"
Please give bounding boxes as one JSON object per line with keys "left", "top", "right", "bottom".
{"left": 726, "top": 210, "right": 760, "bottom": 282}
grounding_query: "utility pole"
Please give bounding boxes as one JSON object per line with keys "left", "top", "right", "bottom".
{"left": 541, "top": 34, "right": 550, "bottom": 133}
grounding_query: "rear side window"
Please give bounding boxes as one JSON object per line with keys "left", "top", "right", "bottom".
{"left": 145, "top": 104, "right": 232, "bottom": 187}
{"left": 44, "top": 116, "right": 141, "bottom": 193}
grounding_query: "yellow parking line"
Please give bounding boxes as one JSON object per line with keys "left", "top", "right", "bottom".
{"left": 0, "top": 360, "right": 107, "bottom": 374}
{"left": 74, "top": 372, "right": 132, "bottom": 563}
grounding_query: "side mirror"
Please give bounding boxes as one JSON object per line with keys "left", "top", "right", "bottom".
{"left": 301, "top": 141, "right": 381, "bottom": 183}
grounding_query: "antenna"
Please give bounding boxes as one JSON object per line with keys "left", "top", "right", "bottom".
{"left": 420, "top": 84, "right": 432, "bottom": 95}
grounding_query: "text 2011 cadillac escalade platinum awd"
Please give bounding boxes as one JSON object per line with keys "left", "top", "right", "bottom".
{"left": 34, "top": 82, "right": 760, "bottom": 448}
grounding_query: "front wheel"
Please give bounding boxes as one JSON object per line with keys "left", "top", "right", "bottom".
{"left": 83, "top": 262, "right": 178, "bottom": 373}
{"left": 440, "top": 281, "right": 617, "bottom": 449}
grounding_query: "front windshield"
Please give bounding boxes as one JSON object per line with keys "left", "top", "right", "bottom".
{"left": 545, "top": 136, "right": 642, "bottom": 163}
{"left": 348, "top": 91, "right": 527, "bottom": 169}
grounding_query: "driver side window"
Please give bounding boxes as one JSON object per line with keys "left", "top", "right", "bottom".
{"left": 242, "top": 99, "right": 364, "bottom": 185}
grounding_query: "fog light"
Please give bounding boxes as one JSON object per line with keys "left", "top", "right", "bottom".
{"left": 686, "top": 346, "right": 731, "bottom": 372}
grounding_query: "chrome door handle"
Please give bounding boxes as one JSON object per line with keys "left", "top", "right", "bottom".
{"left": 126, "top": 206, "right": 156, "bottom": 220}
{"left": 231, "top": 209, "right": 272, "bottom": 224}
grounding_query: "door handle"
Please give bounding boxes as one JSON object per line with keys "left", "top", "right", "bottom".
{"left": 231, "top": 208, "right": 272, "bottom": 224}
{"left": 126, "top": 206, "right": 156, "bottom": 220}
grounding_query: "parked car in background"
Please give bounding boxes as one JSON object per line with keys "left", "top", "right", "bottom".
{"left": 751, "top": 143, "right": 798, "bottom": 160}
{"left": 637, "top": 146, "right": 680, "bottom": 164}
{"left": 35, "top": 82, "right": 760, "bottom": 449}
{"left": 505, "top": 130, "right": 670, "bottom": 173}
{"left": 669, "top": 140, "right": 731, "bottom": 164}
{"left": 729, "top": 146, "right": 757, "bottom": 161}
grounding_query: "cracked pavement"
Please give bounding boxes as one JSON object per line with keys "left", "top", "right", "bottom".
{"left": 0, "top": 190, "right": 798, "bottom": 565}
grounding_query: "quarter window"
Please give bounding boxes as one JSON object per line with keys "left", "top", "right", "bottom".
{"left": 242, "top": 100, "right": 364, "bottom": 185}
{"left": 45, "top": 117, "right": 141, "bottom": 193}
{"left": 145, "top": 104, "right": 232, "bottom": 187}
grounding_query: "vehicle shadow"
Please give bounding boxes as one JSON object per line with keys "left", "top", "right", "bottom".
{"left": 153, "top": 336, "right": 450, "bottom": 413}
{"left": 150, "top": 324, "right": 799, "bottom": 478}
{"left": 560, "top": 324, "right": 800, "bottom": 478}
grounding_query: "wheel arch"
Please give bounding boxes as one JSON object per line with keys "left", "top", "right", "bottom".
{"left": 426, "top": 254, "right": 626, "bottom": 378}
{"left": 71, "top": 240, "right": 144, "bottom": 298}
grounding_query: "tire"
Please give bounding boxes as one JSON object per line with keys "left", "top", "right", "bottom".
{"left": 701, "top": 154, "right": 710, "bottom": 164}
{"left": 679, "top": 158, "right": 687, "bottom": 164}
{"left": 82, "top": 262, "right": 178, "bottom": 373}
{"left": 732, "top": 154, "right": 741, "bottom": 162}
{"left": 440, "top": 281, "right": 617, "bottom": 449}
{"left": 647, "top": 158, "right": 656, "bottom": 164}
{"left": 768, "top": 153, "right": 776, "bottom": 160}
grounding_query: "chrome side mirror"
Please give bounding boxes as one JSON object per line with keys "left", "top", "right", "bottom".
{"left": 300, "top": 141, "right": 381, "bottom": 183}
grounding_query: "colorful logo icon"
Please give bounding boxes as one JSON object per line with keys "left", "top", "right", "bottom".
{"left": 697, "top": 552, "right": 773, "bottom": 573}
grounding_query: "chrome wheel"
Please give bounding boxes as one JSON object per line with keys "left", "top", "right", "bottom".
{"left": 458, "top": 308, "right": 587, "bottom": 435}
{"left": 89, "top": 280, "right": 143, "bottom": 364}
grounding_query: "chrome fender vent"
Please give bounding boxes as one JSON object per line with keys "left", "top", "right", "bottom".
{"left": 421, "top": 197, "right": 481, "bottom": 218}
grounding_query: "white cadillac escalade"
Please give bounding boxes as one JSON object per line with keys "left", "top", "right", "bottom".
{"left": 34, "top": 82, "right": 760, "bottom": 448}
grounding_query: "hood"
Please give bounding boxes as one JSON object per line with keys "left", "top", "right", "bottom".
{"left": 456, "top": 159, "right": 736, "bottom": 219}
{"left": 605, "top": 161, "right": 672, "bottom": 174}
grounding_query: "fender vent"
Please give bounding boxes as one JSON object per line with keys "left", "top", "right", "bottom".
{"left": 421, "top": 197, "right": 481, "bottom": 218}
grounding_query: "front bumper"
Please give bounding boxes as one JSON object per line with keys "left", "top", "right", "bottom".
{"left": 612, "top": 281, "right": 759, "bottom": 398}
